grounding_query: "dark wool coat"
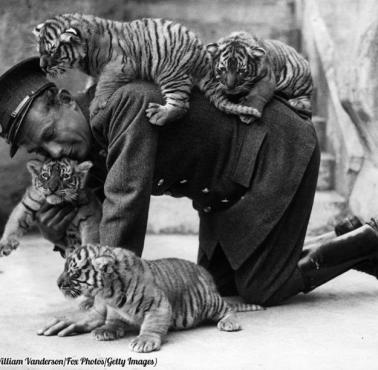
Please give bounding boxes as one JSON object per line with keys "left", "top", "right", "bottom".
{"left": 76, "top": 81, "right": 319, "bottom": 302}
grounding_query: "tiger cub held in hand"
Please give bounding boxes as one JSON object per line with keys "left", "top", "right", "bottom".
{"left": 33, "top": 14, "right": 261, "bottom": 125}
{"left": 59, "top": 244, "right": 264, "bottom": 353}
{"left": 207, "top": 31, "right": 313, "bottom": 122}
{"left": 0, "top": 157, "right": 101, "bottom": 258}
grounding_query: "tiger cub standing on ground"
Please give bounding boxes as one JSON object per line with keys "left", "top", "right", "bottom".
{"left": 207, "top": 31, "right": 313, "bottom": 121}
{"left": 33, "top": 14, "right": 262, "bottom": 126}
{"left": 58, "top": 244, "right": 264, "bottom": 353}
{"left": 0, "top": 157, "right": 101, "bottom": 258}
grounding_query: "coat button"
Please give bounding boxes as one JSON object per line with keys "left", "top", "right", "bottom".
{"left": 201, "top": 187, "right": 210, "bottom": 194}
{"left": 157, "top": 179, "right": 164, "bottom": 186}
{"left": 203, "top": 206, "right": 212, "bottom": 213}
{"left": 179, "top": 179, "right": 188, "bottom": 184}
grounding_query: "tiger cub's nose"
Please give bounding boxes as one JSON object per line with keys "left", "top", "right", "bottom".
{"left": 225, "top": 73, "right": 237, "bottom": 89}
{"left": 57, "top": 275, "right": 68, "bottom": 289}
{"left": 39, "top": 55, "right": 49, "bottom": 70}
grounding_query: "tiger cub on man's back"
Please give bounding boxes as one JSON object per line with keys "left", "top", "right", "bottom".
{"left": 207, "top": 31, "right": 313, "bottom": 122}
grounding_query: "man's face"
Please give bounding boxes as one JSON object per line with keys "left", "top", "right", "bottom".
{"left": 17, "top": 90, "right": 92, "bottom": 161}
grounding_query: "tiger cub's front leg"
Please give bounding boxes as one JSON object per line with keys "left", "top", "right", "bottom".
{"left": 129, "top": 293, "right": 172, "bottom": 353}
{"left": 145, "top": 74, "right": 192, "bottom": 126}
{"left": 0, "top": 192, "right": 40, "bottom": 256}
{"left": 90, "top": 58, "right": 138, "bottom": 119}
{"left": 238, "top": 77, "right": 276, "bottom": 124}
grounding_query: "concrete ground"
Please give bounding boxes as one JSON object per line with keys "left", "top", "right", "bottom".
{"left": 1, "top": 235, "right": 378, "bottom": 370}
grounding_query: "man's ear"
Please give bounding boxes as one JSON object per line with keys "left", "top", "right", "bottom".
{"left": 92, "top": 255, "right": 115, "bottom": 274}
{"left": 26, "top": 159, "right": 43, "bottom": 177}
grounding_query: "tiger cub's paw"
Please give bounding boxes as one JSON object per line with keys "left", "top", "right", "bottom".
{"left": 0, "top": 238, "right": 20, "bottom": 257}
{"left": 145, "top": 103, "right": 185, "bottom": 126}
{"left": 129, "top": 333, "right": 161, "bottom": 353}
{"left": 239, "top": 114, "right": 257, "bottom": 125}
{"left": 78, "top": 297, "right": 95, "bottom": 311}
{"left": 217, "top": 313, "right": 242, "bottom": 332}
{"left": 92, "top": 326, "right": 127, "bottom": 341}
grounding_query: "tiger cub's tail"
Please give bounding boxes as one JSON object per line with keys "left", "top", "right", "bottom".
{"left": 228, "top": 302, "right": 265, "bottom": 312}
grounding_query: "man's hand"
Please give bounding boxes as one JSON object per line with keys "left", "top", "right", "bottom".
{"left": 36, "top": 203, "right": 77, "bottom": 245}
{"left": 37, "top": 308, "right": 106, "bottom": 337}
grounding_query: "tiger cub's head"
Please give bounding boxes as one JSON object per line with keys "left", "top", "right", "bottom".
{"left": 33, "top": 15, "right": 86, "bottom": 77}
{"left": 207, "top": 31, "right": 267, "bottom": 95}
{"left": 58, "top": 244, "right": 118, "bottom": 298}
{"left": 26, "top": 157, "right": 92, "bottom": 205}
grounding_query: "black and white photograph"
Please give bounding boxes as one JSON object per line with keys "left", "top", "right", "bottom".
{"left": 0, "top": 0, "right": 377, "bottom": 369}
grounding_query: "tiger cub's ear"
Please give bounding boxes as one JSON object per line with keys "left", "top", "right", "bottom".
{"left": 26, "top": 159, "right": 43, "bottom": 177}
{"left": 92, "top": 255, "right": 115, "bottom": 274}
{"left": 60, "top": 28, "right": 81, "bottom": 44}
{"left": 75, "top": 161, "right": 93, "bottom": 174}
{"left": 206, "top": 43, "right": 219, "bottom": 57}
{"left": 251, "top": 47, "right": 266, "bottom": 59}
{"left": 33, "top": 23, "right": 44, "bottom": 38}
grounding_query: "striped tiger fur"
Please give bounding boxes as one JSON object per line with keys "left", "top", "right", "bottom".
{"left": 0, "top": 157, "right": 101, "bottom": 259}
{"left": 207, "top": 31, "right": 313, "bottom": 122}
{"left": 33, "top": 14, "right": 261, "bottom": 125}
{"left": 58, "top": 244, "right": 264, "bottom": 353}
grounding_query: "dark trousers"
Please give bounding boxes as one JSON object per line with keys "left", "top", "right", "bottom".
{"left": 199, "top": 140, "right": 320, "bottom": 306}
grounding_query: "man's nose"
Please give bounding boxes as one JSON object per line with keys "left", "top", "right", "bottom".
{"left": 43, "top": 143, "right": 63, "bottom": 159}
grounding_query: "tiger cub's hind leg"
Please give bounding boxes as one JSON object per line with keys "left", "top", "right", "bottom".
{"left": 206, "top": 294, "right": 242, "bottom": 332}
{"left": 217, "top": 311, "right": 242, "bottom": 332}
{"left": 207, "top": 293, "right": 264, "bottom": 332}
{"left": 90, "top": 58, "right": 137, "bottom": 119}
{"left": 145, "top": 75, "right": 192, "bottom": 126}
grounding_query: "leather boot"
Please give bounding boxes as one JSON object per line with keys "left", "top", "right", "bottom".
{"left": 334, "top": 216, "right": 378, "bottom": 278}
{"left": 298, "top": 223, "right": 378, "bottom": 292}
{"left": 334, "top": 215, "right": 363, "bottom": 236}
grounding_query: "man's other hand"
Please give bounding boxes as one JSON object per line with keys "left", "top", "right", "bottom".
{"left": 36, "top": 203, "right": 77, "bottom": 245}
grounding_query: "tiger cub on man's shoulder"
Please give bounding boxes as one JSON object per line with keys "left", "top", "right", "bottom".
{"left": 0, "top": 157, "right": 101, "bottom": 258}
{"left": 59, "top": 244, "right": 264, "bottom": 353}
{"left": 33, "top": 14, "right": 261, "bottom": 126}
{"left": 207, "top": 31, "right": 313, "bottom": 123}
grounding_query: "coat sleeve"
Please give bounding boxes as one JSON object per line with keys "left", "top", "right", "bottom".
{"left": 90, "top": 83, "right": 161, "bottom": 255}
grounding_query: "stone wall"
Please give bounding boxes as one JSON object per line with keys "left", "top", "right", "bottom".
{"left": 0, "top": 0, "right": 298, "bottom": 233}
{"left": 300, "top": 0, "right": 378, "bottom": 220}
